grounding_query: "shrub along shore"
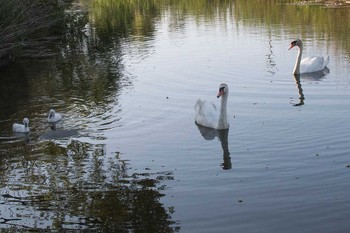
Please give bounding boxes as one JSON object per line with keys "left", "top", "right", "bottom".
{"left": 0, "top": 0, "right": 69, "bottom": 69}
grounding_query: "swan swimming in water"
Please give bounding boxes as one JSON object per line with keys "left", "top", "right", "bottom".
{"left": 12, "top": 118, "right": 30, "bottom": 133}
{"left": 289, "top": 39, "right": 329, "bottom": 74}
{"left": 195, "top": 83, "right": 229, "bottom": 130}
{"left": 47, "top": 109, "right": 62, "bottom": 123}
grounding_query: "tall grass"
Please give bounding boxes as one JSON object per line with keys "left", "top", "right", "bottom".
{"left": 0, "top": 0, "right": 65, "bottom": 62}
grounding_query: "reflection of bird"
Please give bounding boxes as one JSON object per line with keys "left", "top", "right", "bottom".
{"left": 195, "top": 83, "right": 229, "bottom": 130}
{"left": 12, "top": 118, "right": 30, "bottom": 133}
{"left": 196, "top": 124, "right": 231, "bottom": 170}
{"left": 47, "top": 109, "right": 62, "bottom": 123}
{"left": 40, "top": 129, "right": 79, "bottom": 140}
{"left": 292, "top": 68, "right": 329, "bottom": 107}
{"left": 292, "top": 74, "right": 305, "bottom": 106}
{"left": 299, "top": 67, "right": 329, "bottom": 81}
{"left": 289, "top": 39, "right": 329, "bottom": 74}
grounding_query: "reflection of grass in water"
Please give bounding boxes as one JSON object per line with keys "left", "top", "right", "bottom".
{"left": 0, "top": 138, "right": 179, "bottom": 231}
{"left": 88, "top": 0, "right": 233, "bottom": 38}
{"left": 87, "top": 0, "right": 350, "bottom": 58}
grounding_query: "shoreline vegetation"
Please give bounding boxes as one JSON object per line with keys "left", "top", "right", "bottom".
{"left": 0, "top": 0, "right": 70, "bottom": 69}
{"left": 289, "top": 0, "right": 350, "bottom": 7}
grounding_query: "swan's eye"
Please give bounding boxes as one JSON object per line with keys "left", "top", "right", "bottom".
{"left": 291, "top": 40, "right": 297, "bottom": 46}
{"left": 219, "top": 87, "right": 225, "bottom": 92}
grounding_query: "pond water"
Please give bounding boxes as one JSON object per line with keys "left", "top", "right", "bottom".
{"left": 1, "top": 0, "right": 350, "bottom": 232}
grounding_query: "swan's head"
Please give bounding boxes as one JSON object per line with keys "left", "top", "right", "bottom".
{"left": 48, "top": 109, "right": 55, "bottom": 119}
{"left": 289, "top": 39, "right": 302, "bottom": 50}
{"left": 217, "top": 83, "right": 229, "bottom": 98}
{"left": 23, "top": 118, "right": 29, "bottom": 128}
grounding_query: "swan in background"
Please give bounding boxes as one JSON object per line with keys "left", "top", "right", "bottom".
{"left": 47, "top": 109, "right": 62, "bottom": 123}
{"left": 289, "top": 39, "right": 329, "bottom": 74}
{"left": 195, "top": 83, "right": 229, "bottom": 130}
{"left": 12, "top": 118, "right": 30, "bottom": 133}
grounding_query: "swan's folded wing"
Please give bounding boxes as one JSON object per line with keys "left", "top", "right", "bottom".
{"left": 194, "top": 100, "right": 219, "bottom": 129}
{"left": 301, "top": 56, "right": 327, "bottom": 73}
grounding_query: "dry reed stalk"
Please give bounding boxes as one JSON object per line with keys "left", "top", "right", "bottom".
{"left": 0, "top": 0, "right": 64, "bottom": 62}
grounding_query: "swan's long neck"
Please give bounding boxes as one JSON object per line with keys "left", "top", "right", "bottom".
{"left": 293, "top": 45, "right": 303, "bottom": 74}
{"left": 217, "top": 92, "right": 228, "bottom": 129}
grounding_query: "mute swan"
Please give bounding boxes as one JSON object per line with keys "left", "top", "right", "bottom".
{"left": 12, "top": 118, "right": 30, "bottom": 133}
{"left": 195, "top": 83, "right": 229, "bottom": 130}
{"left": 289, "top": 39, "right": 329, "bottom": 74}
{"left": 47, "top": 109, "right": 62, "bottom": 123}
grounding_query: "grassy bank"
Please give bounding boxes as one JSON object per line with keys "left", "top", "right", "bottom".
{"left": 287, "top": 0, "right": 350, "bottom": 7}
{"left": 0, "top": 0, "right": 68, "bottom": 68}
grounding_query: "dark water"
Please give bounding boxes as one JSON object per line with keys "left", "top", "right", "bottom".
{"left": 1, "top": 0, "right": 350, "bottom": 232}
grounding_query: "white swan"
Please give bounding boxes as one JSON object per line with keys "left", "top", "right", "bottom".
{"left": 47, "top": 109, "right": 62, "bottom": 123}
{"left": 289, "top": 39, "right": 329, "bottom": 74}
{"left": 195, "top": 83, "right": 229, "bottom": 130}
{"left": 12, "top": 118, "right": 30, "bottom": 133}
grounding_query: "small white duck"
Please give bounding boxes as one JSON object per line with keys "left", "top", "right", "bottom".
{"left": 47, "top": 109, "right": 62, "bottom": 123}
{"left": 12, "top": 118, "right": 30, "bottom": 133}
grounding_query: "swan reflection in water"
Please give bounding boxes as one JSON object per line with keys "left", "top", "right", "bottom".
{"left": 292, "top": 67, "right": 329, "bottom": 106}
{"left": 195, "top": 123, "right": 231, "bottom": 170}
{"left": 40, "top": 121, "right": 79, "bottom": 140}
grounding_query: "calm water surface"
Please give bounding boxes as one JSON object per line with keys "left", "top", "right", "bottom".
{"left": 0, "top": 0, "right": 350, "bottom": 232}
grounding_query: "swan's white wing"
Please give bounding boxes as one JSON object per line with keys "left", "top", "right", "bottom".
{"left": 12, "top": 123, "right": 22, "bottom": 132}
{"left": 195, "top": 99, "right": 219, "bottom": 129}
{"left": 12, "top": 123, "right": 28, "bottom": 133}
{"left": 301, "top": 55, "right": 329, "bottom": 73}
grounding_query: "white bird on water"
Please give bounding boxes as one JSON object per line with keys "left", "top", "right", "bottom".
{"left": 47, "top": 109, "right": 62, "bottom": 123}
{"left": 12, "top": 118, "right": 30, "bottom": 133}
{"left": 289, "top": 39, "right": 329, "bottom": 74}
{"left": 195, "top": 83, "right": 229, "bottom": 130}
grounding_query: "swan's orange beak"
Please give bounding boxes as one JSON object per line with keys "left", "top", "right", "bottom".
{"left": 288, "top": 43, "right": 295, "bottom": 50}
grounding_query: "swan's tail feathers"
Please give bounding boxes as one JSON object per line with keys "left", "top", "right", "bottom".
{"left": 195, "top": 99, "right": 203, "bottom": 111}
{"left": 324, "top": 55, "right": 330, "bottom": 67}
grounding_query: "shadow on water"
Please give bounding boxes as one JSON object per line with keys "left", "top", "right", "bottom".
{"left": 195, "top": 123, "right": 232, "bottom": 170}
{"left": 292, "top": 68, "right": 329, "bottom": 106}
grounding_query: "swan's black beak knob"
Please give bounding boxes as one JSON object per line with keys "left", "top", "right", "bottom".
{"left": 217, "top": 87, "right": 225, "bottom": 98}
{"left": 289, "top": 40, "right": 298, "bottom": 50}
